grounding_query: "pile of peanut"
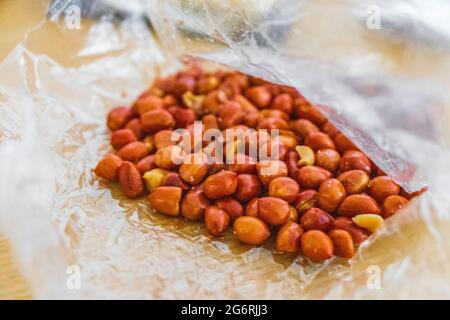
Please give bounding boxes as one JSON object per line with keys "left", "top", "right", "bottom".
{"left": 94, "top": 63, "right": 415, "bottom": 262}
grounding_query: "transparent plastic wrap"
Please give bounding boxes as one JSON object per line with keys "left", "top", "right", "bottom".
{"left": 0, "top": 0, "right": 450, "bottom": 299}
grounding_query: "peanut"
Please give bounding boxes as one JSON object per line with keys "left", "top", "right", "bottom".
{"left": 301, "top": 230, "right": 334, "bottom": 262}
{"left": 276, "top": 221, "right": 303, "bottom": 253}
{"left": 233, "top": 216, "right": 270, "bottom": 245}
{"left": 148, "top": 186, "right": 182, "bottom": 216}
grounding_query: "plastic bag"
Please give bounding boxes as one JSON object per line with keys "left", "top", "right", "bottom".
{"left": 1, "top": 0, "right": 450, "bottom": 299}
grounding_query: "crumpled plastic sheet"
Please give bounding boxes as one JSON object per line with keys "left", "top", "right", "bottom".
{"left": 0, "top": 0, "right": 450, "bottom": 299}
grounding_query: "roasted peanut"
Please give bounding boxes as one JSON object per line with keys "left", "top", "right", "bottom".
{"left": 179, "top": 154, "right": 208, "bottom": 185}
{"left": 257, "top": 117, "right": 289, "bottom": 131}
{"left": 118, "top": 161, "right": 144, "bottom": 198}
{"left": 202, "top": 114, "right": 219, "bottom": 130}
{"left": 203, "top": 90, "right": 227, "bottom": 114}
{"left": 246, "top": 86, "right": 271, "bottom": 108}
{"left": 181, "top": 189, "right": 211, "bottom": 220}
{"left": 383, "top": 195, "right": 408, "bottom": 218}
{"left": 233, "top": 216, "right": 270, "bottom": 245}
{"left": 173, "top": 75, "right": 196, "bottom": 96}
{"left": 203, "top": 170, "right": 238, "bottom": 199}
{"left": 245, "top": 198, "right": 259, "bottom": 217}
{"left": 328, "top": 229, "right": 354, "bottom": 258}
{"left": 94, "top": 154, "right": 123, "bottom": 181}
{"left": 141, "top": 109, "right": 175, "bottom": 134}
{"left": 318, "top": 178, "right": 346, "bottom": 212}
{"left": 215, "top": 197, "right": 244, "bottom": 221}
{"left": 294, "top": 104, "right": 326, "bottom": 125}
{"left": 228, "top": 154, "right": 257, "bottom": 174}
{"left": 301, "top": 230, "right": 334, "bottom": 262}
{"left": 197, "top": 76, "right": 219, "bottom": 94}
{"left": 290, "top": 119, "right": 319, "bottom": 139}
{"left": 334, "top": 133, "right": 358, "bottom": 153}
{"left": 117, "top": 141, "right": 149, "bottom": 162}
{"left": 276, "top": 221, "right": 303, "bottom": 252}
{"left": 332, "top": 217, "right": 369, "bottom": 244}
{"left": 235, "top": 174, "right": 262, "bottom": 202}
{"left": 304, "top": 132, "right": 336, "bottom": 151}
{"left": 107, "top": 106, "right": 133, "bottom": 131}
{"left": 154, "top": 145, "right": 184, "bottom": 170}
{"left": 136, "top": 155, "right": 156, "bottom": 175}
{"left": 337, "top": 170, "right": 369, "bottom": 195}
{"left": 297, "top": 165, "right": 332, "bottom": 189}
{"left": 339, "top": 150, "right": 371, "bottom": 174}
{"left": 315, "top": 148, "right": 340, "bottom": 173}
{"left": 321, "top": 121, "right": 339, "bottom": 138}
{"left": 204, "top": 206, "right": 230, "bottom": 236}
{"left": 352, "top": 214, "right": 384, "bottom": 233}
{"left": 301, "top": 208, "right": 334, "bottom": 232}
{"left": 149, "top": 186, "right": 182, "bottom": 216}
{"left": 162, "top": 172, "right": 190, "bottom": 191}
{"left": 337, "top": 194, "right": 381, "bottom": 217}
{"left": 268, "top": 177, "right": 300, "bottom": 203}
{"left": 258, "top": 197, "right": 290, "bottom": 225}
{"left": 368, "top": 176, "right": 400, "bottom": 203}
{"left": 143, "top": 168, "right": 170, "bottom": 192}
{"left": 219, "top": 101, "right": 245, "bottom": 129}
{"left": 294, "top": 189, "right": 318, "bottom": 214}
{"left": 271, "top": 93, "right": 293, "bottom": 114}
{"left": 167, "top": 106, "right": 196, "bottom": 128}
{"left": 125, "top": 118, "right": 144, "bottom": 140}
{"left": 285, "top": 151, "right": 300, "bottom": 180}
{"left": 154, "top": 130, "right": 176, "bottom": 149}
{"left": 261, "top": 109, "right": 289, "bottom": 122}
{"left": 256, "top": 160, "right": 288, "bottom": 186}
{"left": 134, "top": 95, "right": 164, "bottom": 116}
{"left": 295, "top": 145, "right": 315, "bottom": 167}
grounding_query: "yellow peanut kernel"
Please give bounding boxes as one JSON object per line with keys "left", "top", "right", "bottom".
{"left": 295, "top": 145, "right": 315, "bottom": 166}
{"left": 143, "top": 168, "right": 170, "bottom": 192}
{"left": 352, "top": 214, "right": 384, "bottom": 233}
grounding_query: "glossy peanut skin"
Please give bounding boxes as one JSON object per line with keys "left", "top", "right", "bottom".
{"left": 256, "top": 160, "right": 288, "bottom": 186}
{"left": 154, "top": 130, "right": 176, "bottom": 149}
{"left": 383, "top": 195, "right": 408, "bottom": 218}
{"left": 337, "top": 170, "right": 369, "bottom": 195}
{"left": 204, "top": 206, "right": 230, "bottom": 236}
{"left": 134, "top": 95, "right": 164, "bottom": 115}
{"left": 125, "top": 118, "right": 143, "bottom": 140}
{"left": 332, "top": 217, "right": 369, "bottom": 244}
{"left": 94, "top": 154, "right": 123, "bottom": 181}
{"left": 339, "top": 151, "right": 371, "bottom": 174}
{"left": 149, "top": 186, "right": 182, "bottom": 216}
{"left": 179, "top": 161, "right": 208, "bottom": 186}
{"left": 111, "top": 129, "right": 137, "bottom": 150}
{"left": 290, "top": 119, "right": 319, "bottom": 139}
{"left": 107, "top": 106, "right": 133, "bottom": 131}
{"left": 328, "top": 229, "right": 355, "bottom": 258}
{"left": 369, "top": 176, "right": 400, "bottom": 203}
{"left": 118, "top": 161, "right": 144, "bottom": 198}
{"left": 181, "top": 189, "right": 210, "bottom": 220}
{"left": 258, "top": 197, "right": 290, "bottom": 225}
{"left": 294, "top": 189, "right": 318, "bottom": 214}
{"left": 203, "top": 170, "right": 238, "bottom": 199}
{"left": 162, "top": 172, "right": 190, "bottom": 191}
{"left": 141, "top": 109, "right": 175, "bottom": 134}
{"left": 318, "top": 178, "right": 346, "bottom": 212}
{"left": 233, "top": 216, "right": 270, "bottom": 245}
{"left": 337, "top": 194, "right": 381, "bottom": 217}
{"left": 215, "top": 197, "right": 244, "bottom": 221}
{"left": 268, "top": 177, "right": 300, "bottom": 203}
{"left": 304, "top": 132, "right": 336, "bottom": 151}
{"left": 117, "top": 141, "right": 149, "bottom": 163}
{"left": 315, "top": 149, "right": 340, "bottom": 173}
{"left": 276, "top": 221, "right": 303, "bottom": 253}
{"left": 235, "top": 174, "right": 262, "bottom": 202}
{"left": 297, "top": 166, "right": 332, "bottom": 189}
{"left": 301, "top": 208, "right": 334, "bottom": 232}
{"left": 301, "top": 230, "right": 334, "bottom": 262}
{"left": 245, "top": 198, "right": 259, "bottom": 217}
{"left": 246, "top": 86, "right": 271, "bottom": 108}
{"left": 334, "top": 133, "right": 358, "bottom": 153}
